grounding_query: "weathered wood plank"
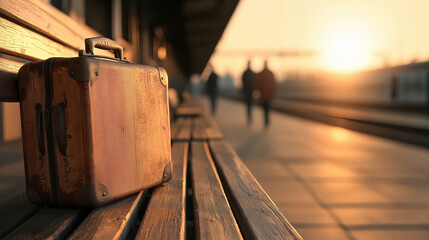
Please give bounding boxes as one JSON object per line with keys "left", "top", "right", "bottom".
{"left": 0, "top": 58, "right": 25, "bottom": 73}
{"left": 192, "top": 115, "right": 223, "bottom": 141}
{"left": 191, "top": 141, "right": 243, "bottom": 240}
{"left": 0, "top": 17, "right": 77, "bottom": 60}
{"left": 0, "top": 0, "right": 120, "bottom": 61}
{"left": 174, "top": 117, "right": 192, "bottom": 141}
{"left": 3, "top": 207, "right": 85, "bottom": 240}
{"left": 0, "top": 190, "right": 41, "bottom": 238}
{"left": 68, "top": 192, "right": 144, "bottom": 240}
{"left": 209, "top": 141, "right": 303, "bottom": 240}
{"left": 174, "top": 106, "right": 201, "bottom": 117}
{"left": 179, "top": 98, "right": 204, "bottom": 109}
{"left": 170, "top": 119, "right": 182, "bottom": 141}
{"left": 203, "top": 114, "right": 223, "bottom": 140}
{"left": 192, "top": 117, "right": 205, "bottom": 140}
{"left": 0, "top": 0, "right": 96, "bottom": 51}
{"left": 0, "top": 58, "right": 25, "bottom": 101}
{"left": 136, "top": 142, "right": 188, "bottom": 240}
{"left": 29, "top": 0, "right": 99, "bottom": 41}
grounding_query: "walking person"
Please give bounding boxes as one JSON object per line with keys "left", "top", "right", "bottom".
{"left": 256, "top": 60, "right": 276, "bottom": 127}
{"left": 242, "top": 60, "right": 256, "bottom": 123}
{"left": 206, "top": 65, "right": 219, "bottom": 114}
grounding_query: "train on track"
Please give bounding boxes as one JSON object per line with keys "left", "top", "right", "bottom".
{"left": 277, "top": 61, "right": 429, "bottom": 109}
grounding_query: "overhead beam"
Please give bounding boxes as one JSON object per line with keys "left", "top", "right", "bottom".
{"left": 183, "top": 0, "right": 217, "bottom": 16}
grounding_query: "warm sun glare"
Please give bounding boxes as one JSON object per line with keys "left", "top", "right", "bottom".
{"left": 323, "top": 23, "right": 371, "bottom": 72}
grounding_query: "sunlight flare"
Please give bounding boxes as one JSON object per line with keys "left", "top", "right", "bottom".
{"left": 322, "top": 22, "right": 372, "bottom": 72}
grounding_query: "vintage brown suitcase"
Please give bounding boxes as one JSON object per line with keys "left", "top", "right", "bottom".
{"left": 18, "top": 37, "right": 172, "bottom": 207}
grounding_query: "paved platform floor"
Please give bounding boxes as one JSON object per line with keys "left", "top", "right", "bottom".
{"left": 213, "top": 98, "right": 429, "bottom": 240}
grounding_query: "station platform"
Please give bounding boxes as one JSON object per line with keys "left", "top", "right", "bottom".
{"left": 213, "top": 98, "right": 429, "bottom": 240}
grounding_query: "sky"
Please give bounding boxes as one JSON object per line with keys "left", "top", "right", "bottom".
{"left": 209, "top": 0, "right": 429, "bottom": 82}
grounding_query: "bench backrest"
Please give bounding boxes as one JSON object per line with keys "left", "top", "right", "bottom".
{"left": 0, "top": 0, "right": 135, "bottom": 102}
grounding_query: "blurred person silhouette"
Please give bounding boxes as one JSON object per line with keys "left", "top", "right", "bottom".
{"left": 206, "top": 64, "right": 219, "bottom": 114}
{"left": 256, "top": 60, "right": 276, "bottom": 127}
{"left": 242, "top": 60, "right": 256, "bottom": 123}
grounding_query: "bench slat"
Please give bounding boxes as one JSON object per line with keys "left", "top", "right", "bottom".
{"left": 174, "top": 106, "right": 202, "bottom": 117}
{"left": 191, "top": 117, "right": 204, "bottom": 140}
{"left": 68, "top": 192, "right": 144, "bottom": 240}
{"left": 3, "top": 207, "right": 85, "bottom": 240}
{"left": 0, "top": 0, "right": 96, "bottom": 52}
{"left": 191, "top": 141, "right": 243, "bottom": 240}
{"left": 202, "top": 114, "right": 223, "bottom": 140}
{"left": 209, "top": 141, "right": 303, "bottom": 240}
{"left": 0, "top": 58, "right": 24, "bottom": 73}
{"left": 0, "top": 190, "right": 40, "bottom": 238}
{"left": 0, "top": 58, "right": 25, "bottom": 101}
{"left": 170, "top": 119, "right": 182, "bottom": 141}
{"left": 136, "top": 142, "right": 188, "bottom": 240}
{"left": 174, "top": 117, "right": 192, "bottom": 141}
{"left": 0, "top": 17, "right": 77, "bottom": 61}
{"left": 192, "top": 115, "right": 223, "bottom": 140}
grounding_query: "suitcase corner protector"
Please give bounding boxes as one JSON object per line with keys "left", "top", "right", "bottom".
{"left": 26, "top": 187, "right": 42, "bottom": 205}
{"left": 161, "top": 162, "right": 173, "bottom": 184}
{"left": 75, "top": 183, "right": 109, "bottom": 207}
{"left": 156, "top": 66, "right": 168, "bottom": 87}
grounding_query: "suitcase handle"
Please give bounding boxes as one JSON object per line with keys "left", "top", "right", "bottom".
{"left": 35, "top": 104, "right": 45, "bottom": 156}
{"left": 85, "top": 37, "right": 124, "bottom": 60}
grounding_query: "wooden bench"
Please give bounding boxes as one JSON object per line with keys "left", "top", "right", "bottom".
{"left": 0, "top": 1, "right": 301, "bottom": 239}
{"left": 0, "top": 103, "right": 302, "bottom": 239}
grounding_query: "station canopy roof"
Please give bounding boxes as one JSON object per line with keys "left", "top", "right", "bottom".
{"left": 151, "top": 0, "right": 239, "bottom": 76}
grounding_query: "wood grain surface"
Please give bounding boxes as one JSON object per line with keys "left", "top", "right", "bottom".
{"left": 0, "top": 58, "right": 24, "bottom": 73}
{"left": 170, "top": 120, "right": 181, "bottom": 140}
{"left": 174, "top": 106, "right": 202, "bottom": 117}
{"left": 0, "top": 57, "right": 27, "bottom": 101}
{"left": 173, "top": 117, "right": 192, "bottom": 141}
{"left": 136, "top": 142, "right": 188, "bottom": 240}
{"left": 0, "top": 0, "right": 97, "bottom": 51}
{"left": 203, "top": 114, "right": 223, "bottom": 139}
{"left": 209, "top": 140, "right": 303, "bottom": 240}
{"left": 68, "top": 192, "right": 144, "bottom": 240}
{"left": 191, "top": 117, "right": 204, "bottom": 140}
{"left": 192, "top": 115, "right": 223, "bottom": 140}
{"left": 191, "top": 141, "right": 243, "bottom": 240}
{"left": 3, "top": 207, "right": 85, "bottom": 240}
{"left": 0, "top": 17, "right": 77, "bottom": 61}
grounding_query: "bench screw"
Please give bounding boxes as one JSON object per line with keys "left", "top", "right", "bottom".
{"left": 95, "top": 72, "right": 99, "bottom": 76}
{"left": 102, "top": 192, "right": 106, "bottom": 197}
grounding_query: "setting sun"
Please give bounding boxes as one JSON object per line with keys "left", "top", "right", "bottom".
{"left": 322, "top": 22, "right": 372, "bottom": 72}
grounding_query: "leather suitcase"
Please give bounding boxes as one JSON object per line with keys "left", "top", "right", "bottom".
{"left": 18, "top": 37, "right": 172, "bottom": 207}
